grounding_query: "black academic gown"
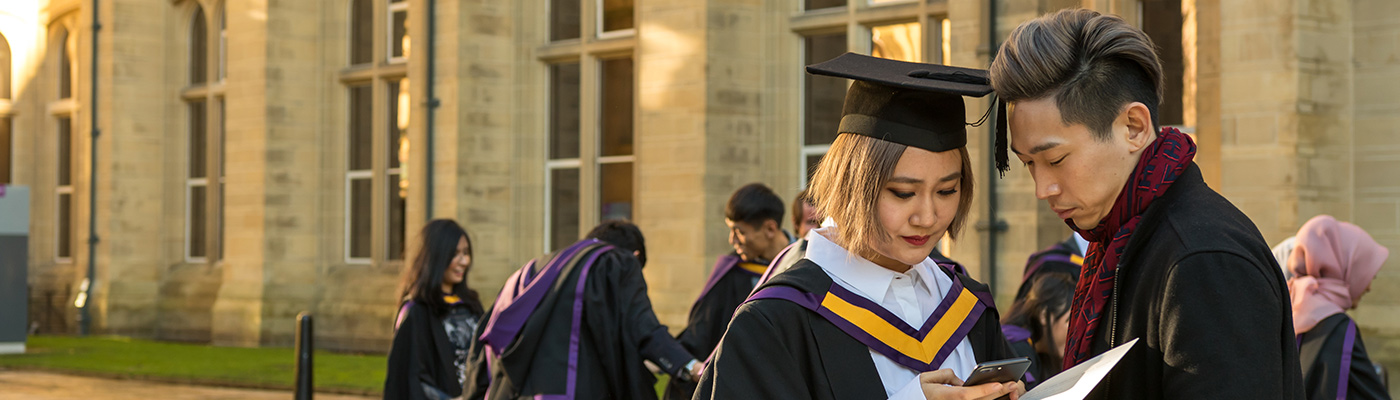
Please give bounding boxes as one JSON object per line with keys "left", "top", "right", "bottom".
{"left": 664, "top": 253, "right": 761, "bottom": 400}
{"left": 385, "top": 301, "right": 462, "bottom": 400}
{"left": 1297, "top": 313, "right": 1391, "bottom": 400}
{"left": 1001, "top": 324, "right": 1051, "bottom": 390}
{"left": 694, "top": 259, "right": 1017, "bottom": 400}
{"left": 462, "top": 244, "right": 693, "bottom": 400}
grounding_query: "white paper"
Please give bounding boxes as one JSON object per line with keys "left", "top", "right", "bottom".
{"left": 1020, "top": 338, "right": 1139, "bottom": 400}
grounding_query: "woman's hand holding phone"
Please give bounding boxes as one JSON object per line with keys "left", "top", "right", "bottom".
{"left": 918, "top": 369, "right": 1024, "bottom": 400}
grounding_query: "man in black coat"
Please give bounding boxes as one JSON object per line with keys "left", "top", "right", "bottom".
{"left": 989, "top": 8, "right": 1303, "bottom": 400}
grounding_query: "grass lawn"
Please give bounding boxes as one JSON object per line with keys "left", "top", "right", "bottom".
{"left": 0, "top": 335, "right": 675, "bottom": 397}
{"left": 0, "top": 335, "right": 385, "bottom": 395}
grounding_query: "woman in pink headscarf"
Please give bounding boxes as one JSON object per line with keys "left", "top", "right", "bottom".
{"left": 1288, "top": 215, "right": 1391, "bottom": 400}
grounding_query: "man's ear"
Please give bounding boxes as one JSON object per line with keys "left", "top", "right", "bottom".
{"left": 764, "top": 220, "right": 780, "bottom": 237}
{"left": 1121, "top": 102, "right": 1154, "bottom": 152}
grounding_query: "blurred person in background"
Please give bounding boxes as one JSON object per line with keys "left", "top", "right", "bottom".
{"left": 385, "top": 219, "right": 486, "bottom": 400}
{"left": 1288, "top": 215, "right": 1391, "bottom": 400}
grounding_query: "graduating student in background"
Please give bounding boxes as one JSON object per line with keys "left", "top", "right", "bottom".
{"left": 990, "top": 8, "right": 1303, "bottom": 399}
{"left": 385, "top": 219, "right": 486, "bottom": 400}
{"left": 999, "top": 271, "right": 1076, "bottom": 389}
{"left": 696, "top": 53, "right": 1023, "bottom": 400}
{"left": 999, "top": 232, "right": 1083, "bottom": 389}
{"left": 793, "top": 188, "right": 821, "bottom": 239}
{"left": 1287, "top": 215, "right": 1391, "bottom": 400}
{"left": 463, "top": 220, "right": 698, "bottom": 400}
{"left": 665, "top": 183, "right": 794, "bottom": 400}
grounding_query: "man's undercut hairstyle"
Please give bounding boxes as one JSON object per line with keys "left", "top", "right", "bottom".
{"left": 989, "top": 8, "right": 1164, "bottom": 138}
{"left": 725, "top": 183, "right": 785, "bottom": 229}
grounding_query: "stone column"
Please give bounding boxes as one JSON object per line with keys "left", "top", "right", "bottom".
{"left": 89, "top": 0, "right": 170, "bottom": 337}
{"left": 1350, "top": 1, "right": 1400, "bottom": 397}
{"left": 634, "top": 0, "right": 776, "bottom": 327}
{"left": 211, "top": 0, "right": 324, "bottom": 347}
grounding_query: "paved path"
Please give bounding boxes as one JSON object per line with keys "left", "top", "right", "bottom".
{"left": 0, "top": 370, "right": 376, "bottom": 400}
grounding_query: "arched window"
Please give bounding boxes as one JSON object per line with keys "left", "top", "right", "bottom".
{"left": 0, "top": 31, "right": 11, "bottom": 100}
{"left": 57, "top": 27, "right": 71, "bottom": 99}
{"left": 190, "top": 7, "right": 207, "bottom": 85}
{"left": 50, "top": 23, "right": 76, "bottom": 261}
{"left": 0, "top": 31, "right": 11, "bottom": 185}
{"left": 183, "top": 4, "right": 224, "bottom": 262}
{"left": 218, "top": 4, "right": 226, "bottom": 81}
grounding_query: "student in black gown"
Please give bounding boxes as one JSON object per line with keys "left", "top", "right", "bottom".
{"left": 665, "top": 183, "right": 793, "bottom": 400}
{"left": 999, "top": 271, "right": 1076, "bottom": 389}
{"left": 793, "top": 188, "right": 821, "bottom": 240}
{"left": 998, "top": 234, "right": 1082, "bottom": 389}
{"left": 696, "top": 53, "right": 1024, "bottom": 400}
{"left": 463, "top": 220, "right": 698, "bottom": 400}
{"left": 385, "top": 219, "right": 486, "bottom": 400}
{"left": 1287, "top": 215, "right": 1391, "bottom": 400}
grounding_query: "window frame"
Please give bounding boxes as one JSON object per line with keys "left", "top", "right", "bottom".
{"left": 54, "top": 116, "right": 73, "bottom": 263}
{"left": 386, "top": 0, "right": 409, "bottom": 64}
{"left": 181, "top": 3, "right": 226, "bottom": 264}
{"left": 341, "top": 0, "right": 410, "bottom": 264}
{"left": 792, "top": 1, "right": 949, "bottom": 188}
{"left": 0, "top": 32, "right": 12, "bottom": 184}
{"left": 48, "top": 19, "right": 78, "bottom": 264}
{"left": 185, "top": 99, "right": 208, "bottom": 263}
{"left": 218, "top": 4, "right": 227, "bottom": 82}
{"left": 539, "top": 0, "right": 637, "bottom": 253}
{"left": 594, "top": 0, "right": 635, "bottom": 39}
{"left": 348, "top": 0, "right": 374, "bottom": 66}
{"left": 189, "top": 7, "right": 208, "bottom": 85}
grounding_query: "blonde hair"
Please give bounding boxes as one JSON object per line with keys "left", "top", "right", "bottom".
{"left": 808, "top": 134, "right": 974, "bottom": 261}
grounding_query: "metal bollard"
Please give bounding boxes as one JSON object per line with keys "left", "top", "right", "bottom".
{"left": 294, "top": 312, "right": 314, "bottom": 400}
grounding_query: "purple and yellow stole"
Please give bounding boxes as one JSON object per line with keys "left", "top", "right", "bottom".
{"left": 746, "top": 266, "right": 990, "bottom": 373}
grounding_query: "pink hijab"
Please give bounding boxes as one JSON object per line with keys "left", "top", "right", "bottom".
{"left": 1287, "top": 215, "right": 1389, "bottom": 333}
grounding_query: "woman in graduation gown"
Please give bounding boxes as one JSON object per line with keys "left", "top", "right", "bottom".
{"left": 695, "top": 53, "right": 1023, "bottom": 400}
{"left": 384, "top": 220, "right": 486, "bottom": 400}
{"left": 1288, "top": 215, "right": 1391, "bottom": 400}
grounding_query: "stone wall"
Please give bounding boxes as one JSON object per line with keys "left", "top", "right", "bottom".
{"left": 3, "top": 4, "right": 1398, "bottom": 388}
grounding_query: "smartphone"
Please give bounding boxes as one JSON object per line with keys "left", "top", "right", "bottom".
{"left": 962, "top": 357, "right": 1031, "bottom": 387}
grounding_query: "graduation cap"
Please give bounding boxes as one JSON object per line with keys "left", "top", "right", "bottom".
{"left": 806, "top": 52, "right": 1010, "bottom": 176}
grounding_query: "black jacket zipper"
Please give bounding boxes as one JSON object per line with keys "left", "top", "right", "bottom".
{"left": 1104, "top": 263, "right": 1123, "bottom": 396}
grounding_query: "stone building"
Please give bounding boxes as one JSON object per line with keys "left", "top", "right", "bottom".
{"left": 1, "top": 0, "right": 1396, "bottom": 394}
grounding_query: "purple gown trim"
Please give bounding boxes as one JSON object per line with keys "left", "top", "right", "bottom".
{"left": 536, "top": 244, "right": 612, "bottom": 400}
{"left": 1337, "top": 320, "right": 1356, "bottom": 400}
{"left": 479, "top": 239, "right": 599, "bottom": 357}
{"left": 751, "top": 242, "right": 800, "bottom": 291}
{"left": 692, "top": 254, "right": 742, "bottom": 311}
{"left": 1001, "top": 324, "right": 1032, "bottom": 344}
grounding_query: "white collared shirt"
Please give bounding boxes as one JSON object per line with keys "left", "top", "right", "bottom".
{"left": 804, "top": 227, "right": 978, "bottom": 399}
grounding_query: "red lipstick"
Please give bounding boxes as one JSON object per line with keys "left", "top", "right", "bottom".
{"left": 902, "top": 235, "right": 930, "bottom": 246}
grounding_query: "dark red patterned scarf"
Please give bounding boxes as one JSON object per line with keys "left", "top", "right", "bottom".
{"left": 1062, "top": 127, "right": 1196, "bottom": 369}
